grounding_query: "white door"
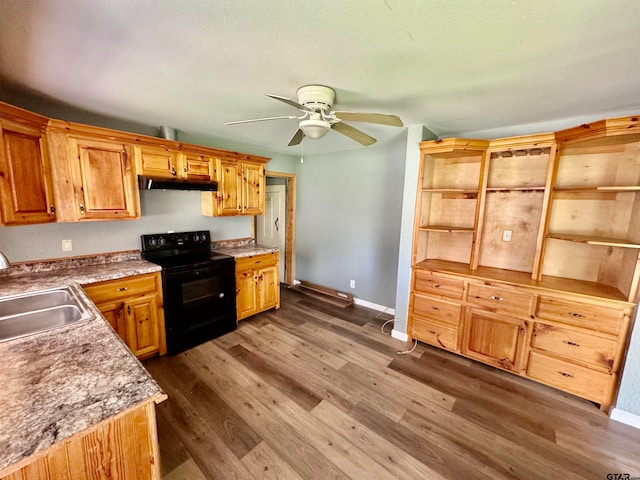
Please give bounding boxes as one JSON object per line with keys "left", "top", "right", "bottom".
{"left": 257, "top": 184, "right": 286, "bottom": 282}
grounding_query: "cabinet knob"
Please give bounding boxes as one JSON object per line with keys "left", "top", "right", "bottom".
{"left": 433, "top": 284, "right": 441, "bottom": 289}
{"left": 171, "top": 165, "right": 177, "bottom": 176}
{"left": 49, "top": 204, "right": 56, "bottom": 214}
{"left": 79, "top": 204, "right": 85, "bottom": 215}
{"left": 490, "top": 295, "right": 504, "bottom": 301}
{"left": 117, "top": 287, "right": 129, "bottom": 292}
{"left": 558, "top": 371, "right": 573, "bottom": 378}
{"left": 127, "top": 305, "right": 131, "bottom": 315}
{"left": 562, "top": 340, "right": 580, "bottom": 347}
{"left": 431, "top": 306, "right": 440, "bottom": 311}
{"left": 571, "top": 312, "right": 584, "bottom": 318}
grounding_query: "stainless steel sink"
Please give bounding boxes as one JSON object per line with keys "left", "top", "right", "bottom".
{"left": 0, "top": 286, "right": 94, "bottom": 342}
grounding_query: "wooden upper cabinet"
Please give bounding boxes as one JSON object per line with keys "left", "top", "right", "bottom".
{"left": 135, "top": 145, "right": 214, "bottom": 181}
{"left": 48, "top": 126, "right": 140, "bottom": 222}
{"left": 0, "top": 117, "right": 56, "bottom": 225}
{"left": 242, "top": 161, "right": 265, "bottom": 215}
{"left": 182, "top": 151, "right": 213, "bottom": 180}
{"left": 135, "top": 144, "right": 179, "bottom": 178}
{"left": 202, "top": 156, "right": 267, "bottom": 216}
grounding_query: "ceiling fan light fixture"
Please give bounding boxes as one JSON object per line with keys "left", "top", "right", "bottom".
{"left": 299, "top": 118, "right": 330, "bottom": 139}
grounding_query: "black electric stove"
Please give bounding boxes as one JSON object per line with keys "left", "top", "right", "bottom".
{"left": 141, "top": 230, "right": 236, "bottom": 355}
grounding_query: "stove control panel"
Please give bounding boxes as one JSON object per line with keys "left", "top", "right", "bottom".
{"left": 141, "top": 230, "right": 211, "bottom": 252}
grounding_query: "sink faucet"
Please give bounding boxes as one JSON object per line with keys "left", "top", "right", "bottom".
{"left": 0, "top": 251, "right": 10, "bottom": 270}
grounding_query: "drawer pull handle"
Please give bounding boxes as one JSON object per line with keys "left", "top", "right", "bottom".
{"left": 558, "top": 371, "right": 573, "bottom": 378}
{"left": 490, "top": 295, "right": 504, "bottom": 301}
{"left": 429, "top": 330, "right": 437, "bottom": 335}
{"left": 433, "top": 284, "right": 441, "bottom": 288}
{"left": 563, "top": 340, "right": 580, "bottom": 347}
{"left": 571, "top": 312, "right": 584, "bottom": 318}
{"left": 431, "top": 306, "right": 440, "bottom": 311}
{"left": 117, "top": 287, "right": 129, "bottom": 292}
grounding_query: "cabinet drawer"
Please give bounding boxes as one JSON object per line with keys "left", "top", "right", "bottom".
{"left": 411, "top": 293, "right": 461, "bottom": 327}
{"left": 467, "top": 283, "right": 536, "bottom": 317}
{"left": 235, "top": 252, "right": 278, "bottom": 272}
{"left": 532, "top": 323, "right": 616, "bottom": 371}
{"left": 526, "top": 351, "right": 611, "bottom": 403}
{"left": 411, "top": 316, "right": 458, "bottom": 351}
{"left": 413, "top": 270, "right": 464, "bottom": 300}
{"left": 83, "top": 274, "right": 157, "bottom": 304}
{"left": 535, "top": 296, "right": 623, "bottom": 335}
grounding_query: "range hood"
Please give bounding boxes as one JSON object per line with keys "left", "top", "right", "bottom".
{"left": 138, "top": 175, "right": 218, "bottom": 191}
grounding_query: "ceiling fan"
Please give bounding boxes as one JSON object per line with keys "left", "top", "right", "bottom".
{"left": 225, "top": 85, "right": 403, "bottom": 146}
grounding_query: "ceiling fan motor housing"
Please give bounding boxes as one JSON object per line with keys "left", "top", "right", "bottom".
{"left": 296, "top": 85, "right": 335, "bottom": 112}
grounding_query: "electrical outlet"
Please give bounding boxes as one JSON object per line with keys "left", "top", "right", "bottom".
{"left": 349, "top": 280, "right": 356, "bottom": 289}
{"left": 502, "top": 230, "right": 513, "bottom": 242}
{"left": 62, "top": 239, "right": 73, "bottom": 252}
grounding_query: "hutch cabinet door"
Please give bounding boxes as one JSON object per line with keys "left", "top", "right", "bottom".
{"left": 462, "top": 308, "right": 528, "bottom": 372}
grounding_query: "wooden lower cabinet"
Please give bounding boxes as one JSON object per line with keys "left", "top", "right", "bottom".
{"left": 235, "top": 252, "right": 280, "bottom": 320}
{"left": 83, "top": 272, "right": 166, "bottom": 359}
{"left": 409, "top": 267, "right": 633, "bottom": 411}
{"left": 0, "top": 400, "right": 163, "bottom": 480}
{"left": 462, "top": 309, "right": 528, "bottom": 372}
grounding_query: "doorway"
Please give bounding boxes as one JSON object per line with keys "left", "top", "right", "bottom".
{"left": 255, "top": 171, "right": 296, "bottom": 285}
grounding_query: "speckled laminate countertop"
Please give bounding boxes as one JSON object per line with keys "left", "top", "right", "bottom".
{"left": 213, "top": 244, "right": 278, "bottom": 258}
{"left": 0, "top": 258, "right": 165, "bottom": 472}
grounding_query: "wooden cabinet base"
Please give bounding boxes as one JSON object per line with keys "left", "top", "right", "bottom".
{"left": 0, "top": 399, "right": 164, "bottom": 480}
{"left": 235, "top": 252, "right": 280, "bottom": 320}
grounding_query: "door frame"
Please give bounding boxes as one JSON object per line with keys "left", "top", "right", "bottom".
{"left": 252, "top": 170, "right": 296, "bottom": 285}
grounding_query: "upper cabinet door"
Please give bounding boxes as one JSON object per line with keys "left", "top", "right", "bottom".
{"left": 69, "top": 137, "right": 140, "bottom": 220}
{"left": 134, "top": 145, "right": 180, "bottom": 179}
{"left": 0, "top": 119, "right": 55, "bottom": 225}
{"left": 242, "top": 161, "right": 265, "bottom": 215}
{"left": 216, "top": 157, "right": 242, "bottom": 215}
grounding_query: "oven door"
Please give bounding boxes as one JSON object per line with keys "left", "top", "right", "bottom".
{"left": 162, "top": 260, "right": 236, "bottom": 354}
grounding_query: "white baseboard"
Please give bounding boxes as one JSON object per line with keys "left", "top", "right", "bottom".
{"left": 610, "top": 408, "right": 640, "bottom": 430}
{"left": 353, "top": 298, "right": 395, "bottom": 315}
{"left": 391, "top": 329, "right": 409, "bottom": 342}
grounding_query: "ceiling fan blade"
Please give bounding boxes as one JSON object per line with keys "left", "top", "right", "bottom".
{"left": 266, "top": 93, "right": 314, "bottom": 113}
{"left": 225, "top": 115, "right": 298, "bottom": 125}
{"left": 332, "top": 111, "right": 403, "bottom": 127}
{"left": 332, "top": 122, "right": 377, "bottom": 146}
{"left": 287, "top": 128, "right": 304, "bottom": 146}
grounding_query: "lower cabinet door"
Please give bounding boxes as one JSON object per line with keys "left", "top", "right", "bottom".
{"left": 125, "top": 294, "right": 161, "bottom": 359}
{"left": 96, "top": 300, "right": 127, "bottom": 343}
{"left": 462, "top": 308, "right": 528, "bottom": 372}
{"left": 258, "top": 265, "right": 279, "bottom": 311}
{"left": 236, "top": 270, "right": 258, "bottom": 320}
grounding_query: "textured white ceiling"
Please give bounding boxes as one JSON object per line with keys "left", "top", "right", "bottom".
{"left": 1, "top": 0, "right": 639, "bottom": 155}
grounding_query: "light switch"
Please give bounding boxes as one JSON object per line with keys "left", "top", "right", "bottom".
{"left": 502, "top": 230, "right": 513, "bottom": 242}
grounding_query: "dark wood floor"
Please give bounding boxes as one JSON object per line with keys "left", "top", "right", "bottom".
{"left": 144, "top": 286, "right": 640, "bottom": 480}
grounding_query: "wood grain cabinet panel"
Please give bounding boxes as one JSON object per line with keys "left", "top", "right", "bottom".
{"left": 0, "top": 117, "right": 55, "bottom": 225}
{"left": 535, "top": 296, "right": 624, "bottom": 335}
{"left": 411, "top": 315, "right": 458, "bottom": 351}
{"left": 467, "top": 283, "right": 536, "bottom": 317}
{"left": 413, "top": 269, "right": 465, "bottom": 300}
{"left": 411, "top": 293, "right": 461, "bottom": 326}
{"left": 526, "top": 351, "right": 612, "bottom": 403}
{"left": 84, "top": 273, "right": 166, "bottom": 359}
{"left": 235, "top": 252, "right": 280, "bottom": 320}
{"left": 531, "top": 322, "right": 617, "bottom": 372}
{"left": 0, "top": 401, "right": 163, "bottom": 480}
{"left": 463, "top": 308, "right": 528, "bottom": 372}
